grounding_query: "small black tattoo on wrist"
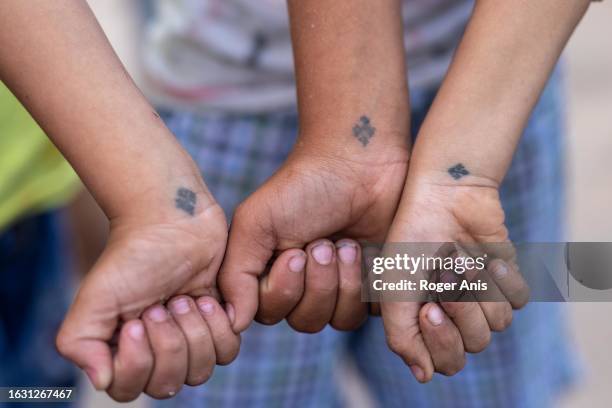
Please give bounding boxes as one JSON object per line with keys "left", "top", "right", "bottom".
{"left": 175, "top": 188, "right": 197, "bottom": 215}
{"left": 352, "top": 116, "right": 376, "bottom": 146}
{"left": 448, "top": 163, "right": 469, "bottom": 180}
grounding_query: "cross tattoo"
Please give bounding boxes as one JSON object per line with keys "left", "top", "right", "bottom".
{"left": 352, "top": 116, "right": 376, "bottom": 147}
{"left": 175, "top": 187, "right": 197, "bottom": 215}
{"left": 448, "top": 163, "right": 469, "bottom": 180}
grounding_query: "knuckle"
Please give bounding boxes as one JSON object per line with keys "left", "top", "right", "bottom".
{"left": 159, "top": 335, "right": 186, "bottom": 356}
{"left": 437, "top": 355, "right": 466, "bottom": 376}
{"left": 130, "top": 351, "right": 154, "bottom": 372}
{"left": 339, "top": 277, "right": 362, "bottom": 295}
{"left": 255, "top": 312, "right": 283, "bottom": 326}
{"left": 185, "top": 328, "right": 211, "bottom": 346}
{"left": 386, "top": 334, "right": 409, "bottom": 358}
{"left": 287, "top": 317, "right": 326, "bottom": 334}
{"left": 309, "top": 282, "right": 339, "bottom": 296}
{"left": 108, "top": 390, "right": 139, "bottom": 403}
{"left": 330, "top": 317, "right": 363, "bottom": 332}
{"left": 304, "top": 274, "right": 339, "bottom": 299}
{"left": 55, "top": 329, "right": 79, "bottom": 362}
{"left": 465, "top": 331, "right": 491, "bottom": 354}
{"left": 513, "top": 288, "right": 530, "bottom": 309}
{"left": 501, "top": 310, "right": 514, "bottom": 330}
{"left": 279, "top": 287, "right": 302, "bottom": 303}
{"left": 441, "top": 301, "right": 474, "bottom": 318}
{"left": 217, "top": 345, "right": 240, "bottom": 366}
{"left": 490, "top": 304, "right": 513, "bottom": 331}
{"left": 187, "top": 368, "right": 213, "bottom": 386}
{"left": 330, "top": 319, "right": 354, "bottom": 332}
{"left": 255, "top": 314, "right": 281, "bottom": 326}
{"left": 55, "top": 332, "right": 70, "bottom": 358}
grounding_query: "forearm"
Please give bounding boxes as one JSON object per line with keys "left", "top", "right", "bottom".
{"left": 408, "top": 0, "right": 590, "bottom": 186}
{"left": 288, "top": 0, "right": 410, "bottom": 159}
{"left": 0, "top": 0, "right": 207, "bottom": 220}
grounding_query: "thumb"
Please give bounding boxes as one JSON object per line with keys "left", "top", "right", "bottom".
{"left": 56, "top": 283, "right": 117, "bottom": 390}
{"left": 219, "top": 203, "right": 277, "bottom": 333}
{"left": 380, "top": 301, "right": 435, "bottom": 382}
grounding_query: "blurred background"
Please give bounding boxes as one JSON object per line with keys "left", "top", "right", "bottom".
{"left": 0, "top": 1, "right": 610, "bottom": 407}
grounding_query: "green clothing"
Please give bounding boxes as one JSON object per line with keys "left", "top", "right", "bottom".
{"left": 0, "top": 82, "right": 80, "bottom": 231}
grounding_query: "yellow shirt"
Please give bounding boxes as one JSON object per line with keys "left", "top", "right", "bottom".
{"left": 0, "top": 82, "right": 81, "bottom": 231}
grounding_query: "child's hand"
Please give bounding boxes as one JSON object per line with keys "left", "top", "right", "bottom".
{"left": 219, "top": 142, "right": 409, "bottom": 333}
{"left": 56, "top": 191, "right": 239, "bottom": 401}
{"left": 256, "top": 239, "right": 367, "bottom": 332}
{"left": 381, "top": 178, "right": 529, "bottom": 383}
{"left": 105, "top": 294, "right": 238, "bottom": 402}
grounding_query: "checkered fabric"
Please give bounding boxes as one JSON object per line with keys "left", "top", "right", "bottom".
{"left": 155, "top": 67, "right": 577, "bottom": 408}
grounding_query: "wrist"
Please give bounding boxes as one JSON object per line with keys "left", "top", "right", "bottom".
{"left": 405, "top": 164, "right": 501, "bottom": 191}
{"left": 289, "top": 130, "right": 410, "bottom": 193}
{"left": 294, "top": 108, "right": 411, "bottom": 170}
{"left": 91, "top": 141, "right": 217, "bottom": 225}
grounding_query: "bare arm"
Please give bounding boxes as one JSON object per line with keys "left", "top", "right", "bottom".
{"left": 0, "top": 1, "right": 237, "bottom": 400}
{"left": 219, "top": 0, "right": 412, "bottom": 333}
{"left": 408, "top": 0, "right": 591, "bottom": 186}
{"left": 382, "top": 0, "right": 592, "bottom": 383}
{"left": 0, "top": 0, "right": 209, "bottom": 220}
{"left": 288, "top": 0, "right": 410, "bottom": 157}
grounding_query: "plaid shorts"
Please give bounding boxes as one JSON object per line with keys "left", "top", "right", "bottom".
{"left": 155, "top": 67, "right": 576, "bottom": 408}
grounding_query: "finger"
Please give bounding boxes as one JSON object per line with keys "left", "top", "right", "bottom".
{"left": 478, "top": 301, "right": 513, "bottom": 332}
{"left": 440, "top": 300, "right": 491, "bottom": 354}
{"left": 219, "top": 202, "right": 277, "bottom": 333}
{"left": 257, "top": 249, "right": 307, "bottom": 325}
{"left": 470, "top": 279, "right": 514, "bottom": 332}
{"left": 56, "top": 277, "right": 116, "bottom": 390}
{"left": 419, "top": 303, "right": 466, "bottom": 376}
{"left": 378, "top": 242, "right": 436, "bottom": 383}
{"left": 107, "top": 320, "right": 153, "bottom": 402}
{"left": 454, "top": 249, "right": 514, "bottom": 332}
{"left": 470, "top": 240, "right": 517, "bottom": 265}
{"left": 168, "top": 297, "right": 216, "bottom": 386}
{"left": 142, "top": 305, "right": 188, "bottom": 399}
{"left": 458, "top": 252, "right": 514, "bottom": 332}
{"left": 436, "top": 268, "right": 491, "bottom": 353}
{"left": 197, "top": 297, "right": 241, "bottom": 365}
{"left": 363, "top": 244, "right": 383, "bottom": 311}
{"left": 331, "top": 240, "right": 367, "bottom": 331}
{"left": 488, "top": 259, "right": 530, "bottom": 309}
{"left": 287, "top": 240, "right": 338, "bottom": 333}
{"left": 460, "top": 241, "right": 529, "bottom": 308}
{"left": 381, "top": 301, "right": 434, "bottom": 383}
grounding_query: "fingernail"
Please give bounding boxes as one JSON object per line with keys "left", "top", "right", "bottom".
{"left": 171, "top": 298, "right": 191, "bottom": 315}
{"left": 410, "top": 365, "right": 425, "bottom": 382}
{"left": 312, "top": 243, "right": 333, "bottom": 265}
{"left": 225, "top": 303, "right": 235, "bottom": 325}
{"left": 198, "top": 300, "right": 215, "bottom": 315}
{"left": 289, "top": 254, "right": 306, "bottom": 273}
{"left": 492, "top": 262, "right": 508, "bottom": 280}
{"left": 148, "top": 305, "right": 168, "bottom": 322}
{"left": 337, "top": 244, "right": 357, "bottom": 264}
{"left": 427, "top": 304, "right": 444, "bottom": 326}
{"left": 128, "top": 321, "right": 145, "bottom": 340}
